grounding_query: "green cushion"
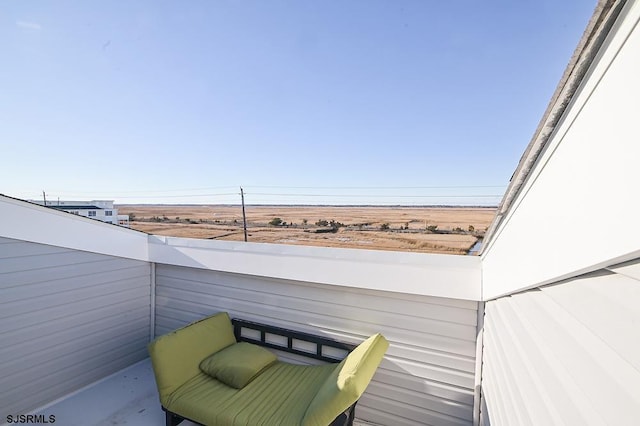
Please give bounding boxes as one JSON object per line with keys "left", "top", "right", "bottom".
{"left": 200, "top": 342, "right": 277, "bottom": 389}
{"left": 167, "top": 362, "right": 336, "bottom": 425}
{"left": 302, "top": 333, "right": 389, "bottom": 426}
{"left": 148, "top": 312, "right": 236, "bottom": 405}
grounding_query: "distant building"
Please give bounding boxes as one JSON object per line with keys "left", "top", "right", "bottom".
{"left": 31, "top": 199, "right": 130, "bottom": 227}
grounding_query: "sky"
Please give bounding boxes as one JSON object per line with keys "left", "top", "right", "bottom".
{"left": 1, "top": 1, "right": 597, "bottom": 205}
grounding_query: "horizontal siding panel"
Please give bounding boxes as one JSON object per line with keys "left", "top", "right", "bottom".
{"left": 491, "top": 296, "right": 603, "bottom": 425}
{"left": 482, "top": 305, "right": 548, "bottom": 426}
{"left": 163, "top": 277, "right": 476, "bottom": 340}
{"left": 155, "top": 325, "right": 176, "bottom": 337}
{"left": 1, "top": 271, "right": 150, "bottom": 314}
{"left": 0, "top": 298, "right": 149, "bottom": 350}
{"left": 156, "top": 276, "right": 477, "bottom": 354}
{"left": 483, "top": 295, "right": 607, "bottom": 426}
{"left": 517, "top": 291, "right": 640, "bottom": 421}
{"left": 0, "top": 240, "right": 72, "bottom": 258}
{"left": 542, "top": 272, "right": 640, "bottom": 371}
{"left": 157, "top": 275, "right": 477, "bottom": 340}
{"left": 155, "top": 264, "right": 478, "bottom": 425}
{"left": 388, "top": 341, "right": 476, "bottom": 374}
{"left": 0, "top": 327, "right": 149, "bottom": 395}
{"left": 373, "top": 368, "right": 474, "bottom": 406}
{"left": 156, "top": 296, "right": 476, "bottom": 362}
{"left": 0, "top": 249, "right": 117, "bottom": 274}
{"left": 156, "top": 276, "right": 476, "bottom": 340}
{"left": 157, "top": 265, "right": 479, "bottom": 318}
{"left": 359, "top": 393, "right": 470, "bottom": 426}
{"left": 366, "top": 381, "right": 473, "bottom": 421}
{"left": 356, "top": 405, "right": 424, "bottom": 426}
{"left": 380, "top": 357, "right": 475, "bottom": 390}
{"left": 0, "top": 312, "right": 150, "bottom": 371}
{"left": 481, "top": 264, "right": 640, "bottom": 426}
{"left": 0, "top": 285, "right": 149, "bottom": 333}
{"left": 0, "top": 257, "right": 147, "bottom": 288}
{"left": 0, "top": 238, "right": 151, "bottom": 417}
{"left": 156, "top": 293, "right": 476, "bottom": 359}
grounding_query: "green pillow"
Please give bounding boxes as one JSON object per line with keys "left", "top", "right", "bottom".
{"left": 199, "top": 342, "right": 277, "bottom": 389}
{"left": 302, "top": 333, "right": 389, "bottom": 426}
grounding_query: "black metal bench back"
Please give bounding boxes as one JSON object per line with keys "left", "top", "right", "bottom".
{"left": 232, "top": 318, "right": 355, "bottom": 363}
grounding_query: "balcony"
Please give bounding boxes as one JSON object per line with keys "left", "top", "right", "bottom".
{"left": 2, "top": 1, "right": 640, "bottom": 424}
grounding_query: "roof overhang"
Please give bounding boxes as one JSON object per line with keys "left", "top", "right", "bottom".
{"left": 482, "top": 0, "right": 627, "bottom": 251}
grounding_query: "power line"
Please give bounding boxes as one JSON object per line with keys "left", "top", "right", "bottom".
{"left": 245, "top": 185, "right": 506, "bottom": 189}
{"left": 43, "top": 186, "right": 239, "bottom": 195}
{"left": 247, "top": 193, "right": 502, "bottom": 198}
{"left": 47, "top": 192, "right": 238, "bottom": 199}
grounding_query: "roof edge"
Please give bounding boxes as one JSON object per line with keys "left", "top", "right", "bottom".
{"left": 0, "top": 194, "right": 149, "bottom": 261}
{"left": 481, "top": 0, "right": 627, "bottom": 251}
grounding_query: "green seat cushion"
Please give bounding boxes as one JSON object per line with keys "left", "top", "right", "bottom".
{"left": 302, "top": 333, "right": 389, "bottom": 426}
{"left": 166, "top": 362, "right": 336, "bottom": 426}
{"left": 148, "top": 312, "right": 236, "bottom": 405}
{"left": 199, "top": 342, "right": 277, "bottom": 389}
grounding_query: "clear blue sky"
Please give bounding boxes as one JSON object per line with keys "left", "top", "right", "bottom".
{"left": 1, "top": 1, "right": 596, "bottom": 205}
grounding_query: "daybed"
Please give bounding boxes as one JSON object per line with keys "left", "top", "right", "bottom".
{"left": 148, "top": 312, "right": 389, "bottom": 426}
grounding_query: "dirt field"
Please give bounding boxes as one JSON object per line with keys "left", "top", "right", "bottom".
{"left": 118, "top": 205, "right": 497, "bottom": 255}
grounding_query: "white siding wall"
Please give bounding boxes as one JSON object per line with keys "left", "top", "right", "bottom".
{"left": 480, "top": 258, "right": 640, "bottom": 426}
{"left": 481, "top": 0, "right": 640, "bottom": 299}
{"left": 0, "top": 237, "right": 152, "bottom": 417}
{"left": 155, "top": 264, "right": 480, "bottom": 426}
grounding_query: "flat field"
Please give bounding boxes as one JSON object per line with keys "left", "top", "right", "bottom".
{"left": 118, "top": 205, "right": 496, "bottom": 255}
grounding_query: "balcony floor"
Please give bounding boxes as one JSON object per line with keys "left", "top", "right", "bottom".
{"left": 35, "top": 358, "right": 371, "bottom": 426}
{"left": 35, "top": 359, "right": 198, "bottom": 426}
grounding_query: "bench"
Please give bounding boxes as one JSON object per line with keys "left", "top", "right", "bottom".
{"left": 148, "top": 312, "right": 389, "bottom": 426}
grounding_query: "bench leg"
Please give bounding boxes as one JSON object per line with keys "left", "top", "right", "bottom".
{"left": 329, "top": 402, "right": 357, "bottom": 426}
{"left": 166, "top": 411, "right": 181, "bottom": 426}
{"left": 346, "top": 402, "right": 356, "bottom": 426}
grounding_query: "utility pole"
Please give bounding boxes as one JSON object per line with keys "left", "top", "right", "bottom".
{"left": 42, "top": 190, "right": 47, "bottom": 206}
{"left": 240, "top": 187, "right": 248, "bottom": 242}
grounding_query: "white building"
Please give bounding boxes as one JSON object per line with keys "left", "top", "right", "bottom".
{"left": 0, "top": 1, "right": 638, "bottom": 424}
{"left": 30, "top": 199, "right": 130, "bottom": 227}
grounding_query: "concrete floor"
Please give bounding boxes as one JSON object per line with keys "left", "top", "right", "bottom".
{"left": 35, "top": 359, "right": 197, "bottom": 426}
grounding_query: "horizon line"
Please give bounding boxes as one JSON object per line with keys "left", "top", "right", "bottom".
{"left": 115, "top": 203, "right": 499, "bottom": 208}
